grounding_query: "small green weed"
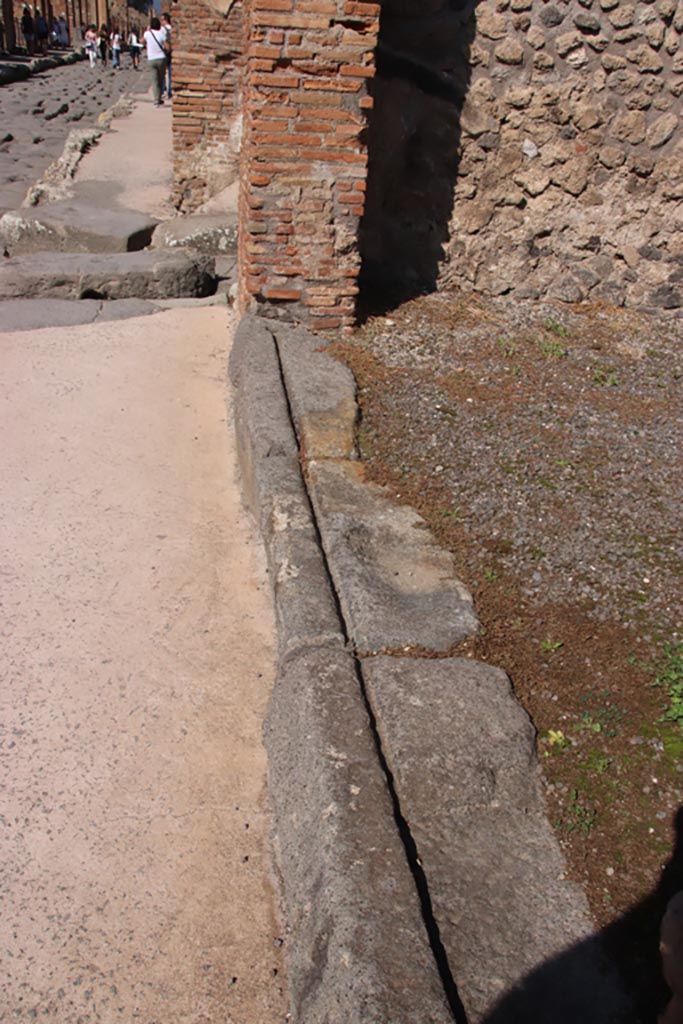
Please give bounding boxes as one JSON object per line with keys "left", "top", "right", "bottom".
{"left": 543, "top": 728, "right": 571, "bottom": 751}
{"left": 592, "top": 365, "right": 619, "bottom": 387}
{"left": 539, "top": 339, "right": 568, "bottom": 359}
{"left": 653, "top": 643, "right": 683, "bottom": 725}
{"left": 575, "top": 712, "right": 603, "bottom": 734}
{"left": 565, "top": 789, "right": 598, "bottom": 836}
{"left": 540, "top": 638, "right": 564, "bottom": 654}
{"left": 584, "top": 751, "right": 612, "bottom": 774}
{"left": 543, "top": 317, "right": 570, "bottom": 339}
{"left": 574, "top": 706, "right": 624, "bottom": 739}
{"left": 496, "top": 337, "right": 518, "bottom": 358}
{"left": 483, "top": 568, "right": 500, "bottom": 582}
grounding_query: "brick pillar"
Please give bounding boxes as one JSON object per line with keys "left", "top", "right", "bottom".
{"left": 237, "top": 0, "right": 380, "bottom": 333}
{"left": 172, "top": 0, "right": 245, "bottom": 211}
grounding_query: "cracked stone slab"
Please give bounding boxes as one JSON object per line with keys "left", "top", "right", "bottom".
{"left": 305, "top": 458, "right": 478, "bottom": 652}
{"left": 264, "top": 644, "right": 452, "bottom": 1024}
{"left": 0, "top": 298, "right": 160, "bottom": 331}
{"left": 0, "top": 250, "right": 215, "bottom": 301}
{"left": 151, "top": 212, "right": 238, "bottom": 255}
{"left": 230, "top": 315, "right": 344, "bottom": 655}
{"left": 274, "top": 322, "right": 358, "bottom": 460}
{"left": 0, "top": 201, "right": 158, "bottom": 256}
{"left": 362, "top": 656, "right": 631, "bottom": 1023}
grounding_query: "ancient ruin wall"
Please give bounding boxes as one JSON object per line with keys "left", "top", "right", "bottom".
{"left": 361, "top": 0, "right": 683, "bottom": 312}
{"left": 236, "top": 0, "right": 380, "bottom": 332}
{"left": 172, "top": 0, "right": 244, "bottom": 210}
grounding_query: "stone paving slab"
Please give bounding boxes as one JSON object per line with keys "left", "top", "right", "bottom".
{"left": 305, "top": 457, "right": 479, "bottom": 653}
{"left": 362, "top": 655, "right": 630, "bottom": 1023}
{"left": 0, "top": 249, "right": 215, "bottom": 300}
{"left": 276, "top": 321, "right": 358, "bottom": 460}
{"left": 0, "top": 200, "right": 158, "bottom": 255}
{"left": 151, "top": 212, "right": 238, "bottom": 254}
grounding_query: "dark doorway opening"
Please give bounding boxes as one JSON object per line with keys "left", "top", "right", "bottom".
{"left": 357, "top": 0, "right": 478, "bottom": 320}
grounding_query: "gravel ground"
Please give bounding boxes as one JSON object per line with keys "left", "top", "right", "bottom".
{"left": 333, "top": 290, "right": 683, "bottom": 1021}
{"left": 350, "top": 294, "right": 682, "bottom": 634}
{"left": 0, "top": 58, "right": 148, "bottom": 213}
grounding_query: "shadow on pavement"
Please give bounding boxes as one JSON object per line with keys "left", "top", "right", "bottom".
{"left": 482, "top": 808, "right": 683, "bottom": 1024}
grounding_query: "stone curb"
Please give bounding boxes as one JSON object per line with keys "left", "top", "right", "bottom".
{"left": 229, "top": 315, "right": 453, "bottom": 1023}
{"left": 0, "top": 50, "right": 85, "bottom": 86}
{"left": 230, "top": 313, "right": 630, "bottom": 1023}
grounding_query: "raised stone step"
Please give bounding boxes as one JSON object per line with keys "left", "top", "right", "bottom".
{"left": 0, "top": 200, "right": 158, "bottom": 256}
{"left": 151, "top": 212, "right": 238, "bottom": 255}
{"left": 0, "top": 250, "right": 215, "bottom": 301}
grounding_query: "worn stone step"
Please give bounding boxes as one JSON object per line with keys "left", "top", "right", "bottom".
{"left": 0, "top": 250, "right": 215, "bottom": 301}
{"left": 151, "top": 212, "right": 238, "bottom": 255}
{"left": 0, "top": 200, "right": 158, "bottom": 256}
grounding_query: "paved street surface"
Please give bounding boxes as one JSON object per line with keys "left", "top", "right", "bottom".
{"left": 0, "top": 79, "right": 287, "bottom": 1022}
{"left": 0, "top": 59, "right": 147, "bottom": 214}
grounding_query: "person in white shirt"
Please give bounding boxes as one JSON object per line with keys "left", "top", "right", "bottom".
{"left": 127, "top": 28, "right": 142, "bottom": 68}
{"left": 143, "top": 17, "right": 168, "bottom": 107}
{"left": 110, "top": 29, "right": 121, "bottom": 68}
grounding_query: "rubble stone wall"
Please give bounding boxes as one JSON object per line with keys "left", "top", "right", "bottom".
{"left": 361, "top": 0, "right": 683, "bottom": 312}
{"left": 172, "top": 0, "right": 244, "bottom": 210}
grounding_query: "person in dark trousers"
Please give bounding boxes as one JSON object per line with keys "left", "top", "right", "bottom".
{"left": 21, "top": 5, "right": 35, "bottom": 54}
{"left": 98, "top": 24, "right": 108, "bottom": 64}
{"left": 160, "top": 11, "right": 172, "bottom": 99}
{"left": 35, "top": 9, "right": 48, "bottom": 53}
{"left": 143, "top": 17, "right": 168, "bottom": 107}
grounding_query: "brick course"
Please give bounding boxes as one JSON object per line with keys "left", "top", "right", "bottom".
{"left": 172, "top": 0, "right": 245, "bottom": 210}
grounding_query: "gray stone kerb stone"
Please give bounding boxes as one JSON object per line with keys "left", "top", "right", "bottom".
{"left": 229, "top": 314, "right": 453, "bottom": 1023}
{"left": 230, "top": 313, "right": 630, "bottom": 1023}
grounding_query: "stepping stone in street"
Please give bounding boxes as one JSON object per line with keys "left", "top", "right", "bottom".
{"left": 151, "top": 212, "right": 238, "bottom": 255}
{"left": 0, "top": 200, "right": 158, "bottom": 256}
{"left": 0, "top": 250, "right": 215, "bottom": 301}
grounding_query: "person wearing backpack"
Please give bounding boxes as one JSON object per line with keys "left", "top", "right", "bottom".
{"left": 143, "top": 17, "right": 169, "bottom": 107}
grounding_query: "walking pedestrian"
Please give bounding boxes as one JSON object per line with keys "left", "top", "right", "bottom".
{"left": 84, "top": 23, "right": 97, "bottom": 67}
{"left": 21, "top": 4, "right": 35, "bottom": 54}
{"left": 160, "top": 11, "right": 172, "bottom": 99}
{"left": 98, "top": 23, "right": 108, "bottom": 64}
{"left": 57, "top": 13, "right": 69, "bottom": 46}
{"left": 34, "top": 9, "right": 48, "bottom": 53}
{"left": 127, "top": 27, "right": 142, "bottom": 68}
{"left": 143, "top": 17, "right": 168, "bottom": 107}
{"left": 110, "top": 28, "right": 121, "bottom": 68}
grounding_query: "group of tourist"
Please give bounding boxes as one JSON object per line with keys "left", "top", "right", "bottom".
{"left": 20, "top": 5, "right": 69, "bottom": 54}
{"left": 18, "top": 4, "right": 172, "bottom": 109}
{"left": 81, "top": 13, "right": 172, "bottom": 106}
{"left": 82, "top": 24, "right": 123, "bottom": 69}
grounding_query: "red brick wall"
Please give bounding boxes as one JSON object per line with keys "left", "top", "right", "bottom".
{"left": 172, "top": 0, "right": 245, "bottom": 210}
{"left": 236, "top": 0, "right": 380, "bottom": 332}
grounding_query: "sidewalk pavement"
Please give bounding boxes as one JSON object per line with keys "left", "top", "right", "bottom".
{"left": 0, "top": 95, "right": 287, "bottom": 1022}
